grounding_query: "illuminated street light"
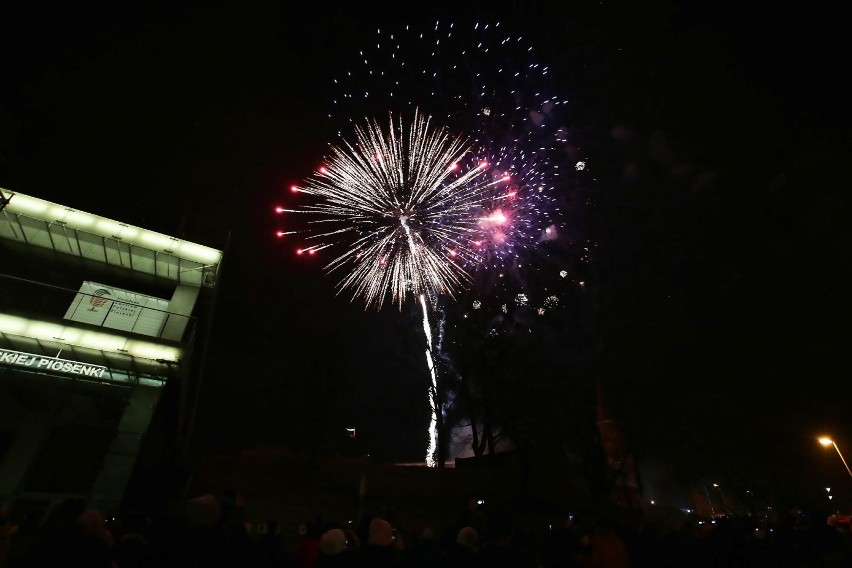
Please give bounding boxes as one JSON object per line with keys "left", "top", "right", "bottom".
{"left": 818, "top": 437, "right": 852, "bottom": 480}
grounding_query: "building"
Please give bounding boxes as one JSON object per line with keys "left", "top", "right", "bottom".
{"left": 0, "top": 187, "right": 223, "bottom": 525}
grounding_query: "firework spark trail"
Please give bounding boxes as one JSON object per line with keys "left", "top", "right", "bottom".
{"left": 420, "top": 293, "right": 439, "bottom": 467}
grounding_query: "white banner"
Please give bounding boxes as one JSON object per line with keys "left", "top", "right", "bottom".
{"left": 64, "top": 281, "right": 170, "bottom": 338}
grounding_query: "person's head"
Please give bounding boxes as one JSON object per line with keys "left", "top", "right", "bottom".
{"left": 320, "top": 528, "right": 348, "bottom": 556}
{"left": 184, "top": 494, "right": 221, "bottom": 528}
{"left": 77, "top": 507, "right": 115, "bottom": 547}
{"left": 367, "top": 517, "right": 393, "bottom": 547}
{"left": 456, "top": 526, "right": 479, "bottom": 551}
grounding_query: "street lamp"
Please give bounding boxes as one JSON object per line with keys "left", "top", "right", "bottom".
{"left": 818, "top": 437, "right": 852, "bottom": 480}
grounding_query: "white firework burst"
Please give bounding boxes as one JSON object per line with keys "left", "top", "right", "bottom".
{"left": 283, "top": 110, "right": 514, "bottom": 310}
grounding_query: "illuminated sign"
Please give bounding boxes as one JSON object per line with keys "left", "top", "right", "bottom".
{"left": 0, "top": 348, "right": 107, "bottom": 378}
{"left": 65, "top": 281, "right": 170, "bottom": 338}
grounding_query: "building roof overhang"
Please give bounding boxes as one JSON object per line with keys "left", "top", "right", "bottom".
{"left": 0, "top": 189, "right": 223, "bottom": 287}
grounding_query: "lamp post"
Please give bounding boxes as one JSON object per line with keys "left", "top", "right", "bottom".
{"left": 818, "top": 437, "right": 852, "bottom": 480}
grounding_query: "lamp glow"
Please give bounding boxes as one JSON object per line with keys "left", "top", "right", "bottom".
{"left": 818, "top": 436, "right": 852, "bottom": 480}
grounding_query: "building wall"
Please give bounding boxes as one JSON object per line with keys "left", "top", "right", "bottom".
{"left": 0, "top": 190, "right": 221, "bottom": 525}
{"left": 0, "top": 370, "right": 134, "bottom": 521}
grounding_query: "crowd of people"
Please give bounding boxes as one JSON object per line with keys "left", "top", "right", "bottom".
{"left": 1, "top": 493, "right": 852, "bottom": 567}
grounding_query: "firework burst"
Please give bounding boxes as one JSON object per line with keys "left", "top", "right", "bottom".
{"left": 325, "top": 20, "right": 582, "bottom": 294}
{"left": 275, "top": 20, "right": 590, "bottom": 466}
{"left": 282, "top": 109, "right": 516, "bottom": 310}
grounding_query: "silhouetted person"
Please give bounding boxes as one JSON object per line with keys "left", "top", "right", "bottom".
{"left": 257, "top": 519, "right": 295, "bottom": 568}
{"left": 477, "top": 510, "right": 536, "bottom": 568}
{"left": 352, "top": 517, "right": 410, "bottom": 567}
{"left": 12, "top": 498, "right": 115, "bottom": 568}
{"left": 317, "top": 528, "right": 355, "bottom": 567}
{"left": 578, "top": 516, "right": 630, "bottom": 568}
{"left": 409, "top": 525, "right": 441, "bottom": 568}
{"left": 441, "top": 526, "right": 483, "bottom": 568}
{"left": 294, "top": 518, "right": 324, "bottom": 568}
{"left": 114, "top": 532, "right": 154, "bottom": 568}
{"left": 169, "top": 493, "right": 228, "bottom": 568}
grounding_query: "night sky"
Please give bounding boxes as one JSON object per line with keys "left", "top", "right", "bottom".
{"left": 2, "top": 1, "right": 850, "bottom": 508}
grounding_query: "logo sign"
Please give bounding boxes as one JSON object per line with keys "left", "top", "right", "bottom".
{"left": 65, "top": 282, "right": 169, "bottom": 338}
{"left": 0, "top": 348, "right": 107, "bottom": 379}
{"left": 89, "top": 288, "right": 111, "bottom": 310}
